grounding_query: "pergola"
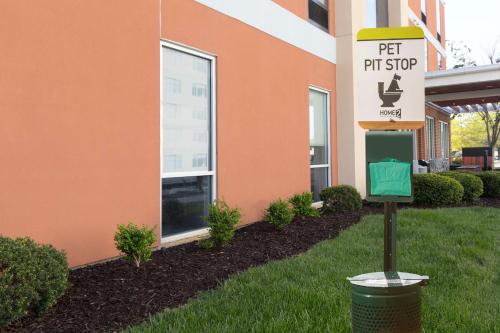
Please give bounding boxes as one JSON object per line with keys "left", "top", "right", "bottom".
{"left": 425, "top": 64, "right": 500, "bottom": 169}
{"left": 425, "top": 63, "right": 500, "bottom": 114}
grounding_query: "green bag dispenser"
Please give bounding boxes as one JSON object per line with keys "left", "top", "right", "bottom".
{"left": 366, "top": 131, "right": 414, "bottom": 202}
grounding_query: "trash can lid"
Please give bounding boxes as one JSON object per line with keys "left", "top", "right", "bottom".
{"left": 347, "top": 271, "right": 429, "bottom": 287}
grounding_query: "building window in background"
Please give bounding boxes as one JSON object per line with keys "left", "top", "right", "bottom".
{"left": 426, "top": 116, "right": 436, "bottom": 160}
{"left": 421, "top": 0, "right": 427, "bottom": 24}
{"left": 309, "top": 0, "right": 329, "bottom": 31}
{"left": 440, "top": 122, "right": 449, "bottom": 159}
{"left": 309, "top": 87, "right": 331, "bottom": 202}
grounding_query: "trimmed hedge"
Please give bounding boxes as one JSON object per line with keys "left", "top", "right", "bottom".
{"left": 289, "top": 192, "right": 320, "bottom": 218}
{"left": 264, "top": 199, "right": 295, "bottom": 230}
{"left": 439, "top": 171, "right": 483, "bottom": 202}
{"left": 0, "top": 237, "right": 69, "bottom": 327}
{"left": 320, "top": 185, "right": 362, "bottom": 213}
{"left": 413, "top": 174, "right": 464, "bottom": 206}
{"left": 475, "top": 171, "right": 500, "bottom": 198}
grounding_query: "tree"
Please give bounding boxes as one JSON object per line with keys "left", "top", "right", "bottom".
{"left": 477, "top": 104, "right": 500, "bottom": 149}
{"left": 482, "top": 36, "right": 500, "bottom": 65}
{"left": 447, "top": 40, "right": 477, "bottom": 69}
{"left": 451, "top": 113, "right": 487, "bottom": 151}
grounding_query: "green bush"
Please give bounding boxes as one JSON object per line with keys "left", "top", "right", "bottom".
{"left": 264, "top": 199, "right": 295, "bottom": 230}
{"left": 114, "top": 223, "right": 156, "bottom": 267}
{"left": 413, "top": 174, "right": 464, "bottom": 206}
{"left": 289, "top": 192, "right": 320, "bottom": 218}
{"left": 0, "top": 236, "right": 68, "bottom": 327}
{"left": 202, "top": 200, "right": 241, "bottom": 248}
{"left": 439, "top": 171, "right": 483, "bottom": 202}
{"left": 320, "top": 185, "right": 362, "bottom": 213}
{"left": 475, "top": 171, "right": 500, "bottom": 198}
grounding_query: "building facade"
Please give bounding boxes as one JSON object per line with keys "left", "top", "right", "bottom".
{"left": 0, "top": 0, "right": 447, "bottom": 266}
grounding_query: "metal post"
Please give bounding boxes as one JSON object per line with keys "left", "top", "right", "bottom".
{"left": 391, "top": 202, "right": 397, "bottom": 272}
{"left": 383, "top": 202, "right": 392, "bottom": 272}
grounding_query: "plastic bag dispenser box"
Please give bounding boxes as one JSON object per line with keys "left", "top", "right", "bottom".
{"left": 366, "top": 131, "right": 414, "bottom": 202}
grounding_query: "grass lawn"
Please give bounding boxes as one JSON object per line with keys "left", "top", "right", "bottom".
{"left": 126, "top": 207, "right": 499, "bottom": 333}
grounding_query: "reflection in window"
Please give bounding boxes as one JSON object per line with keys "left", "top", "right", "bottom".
{"left": 162, "top": 45, "right": 214, "bottom": 238}
{"left": 162, "top": 176, "right": 211, "bottom": 236}
{"left": 166, "top": 154, "right": 182, "bottom": 171}
{"left": 309, "top": 0, "right": 329, "bottom": 31}
{"left": 192, "top": 83, "right": 208, "bottom": 98}
{"left": 166, "top": 78, "right": 181, "bottom": 94}
{"left": 192, "top": 154, "right": 208, "bottom": 168}
{"left": 309, "top": 89, "right": 330, "bottom": 201}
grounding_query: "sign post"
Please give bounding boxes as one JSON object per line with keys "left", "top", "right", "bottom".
{"left": 348, "top": 26, "right": 429, "bottom": 333}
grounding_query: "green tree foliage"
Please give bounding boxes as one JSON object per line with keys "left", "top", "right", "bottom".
{"left": 451, "top": 113, "right": 488, "bottom": 151}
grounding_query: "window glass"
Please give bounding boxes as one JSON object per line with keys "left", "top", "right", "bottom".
{"left": 162, "top": 176, "right": 211, "bottom": 236}
{"left": 309, "top": 90, "right": 328, "bottom": 165}
{"left": 161, "top": 45, "right": 214, "bottom": 238}
{"left": 162, "top": 48, "right": 211, "bottom": 174}
{"left": 440, "top": 122, "right": 449, "bottom": 158}
{"left": 421, "top": 0, "right": 427, "bottom": 23}
{"left": 311, "top": 168, "right": 328, "bottom": 202}
{"left": 309, "top": 89, "right": 330, "bottom": 202}
{"left": 309, "top": 0, "right": 329, "bottom": 31}
{"left": 426, "top": 117, "right": 435, "bottom": 159}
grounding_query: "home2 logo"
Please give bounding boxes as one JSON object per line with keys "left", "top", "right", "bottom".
{"left": 378, "top": 73, "right": 403, "bottom": 119}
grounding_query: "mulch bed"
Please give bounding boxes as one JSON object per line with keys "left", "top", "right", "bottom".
{"left": 4, "top": 199, "right": 499, "bottom": 333}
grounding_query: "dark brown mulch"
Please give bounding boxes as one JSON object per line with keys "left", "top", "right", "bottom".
{"left": 4, "top": 210, "right": 364, "bottom": 333}
{"left": 4, "top": 199, "right": 499, "bottom": 333}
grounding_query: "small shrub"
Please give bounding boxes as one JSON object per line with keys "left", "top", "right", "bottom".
{"left": 475, "top": 171, "right": 500, "bottom": 198}
{"left": 320, "top": 185, "right": 362, "bottom": 213}
{"left": 439, "top": 171, "right": 483, "bottom": 201}
{"left": 114, "top": 223, "right": 156, "bottom": 267}
{"left": 204, "top": 200, "right": 241, "bottom": 248}
{"left": 413, "top": 173, "right": 464, "bottom": 206}
{"left": 264, "top": 199, "right": 295, "bottom": 230}
{"left": 289, "top": 192, "right": 320, "bottom": 218}
{"left": 0, "top": 236, "right": 68, "bottom": 327}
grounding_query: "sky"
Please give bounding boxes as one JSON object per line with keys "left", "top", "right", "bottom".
{"left": 445, "top": 0, "right": 500, "bottom": 67}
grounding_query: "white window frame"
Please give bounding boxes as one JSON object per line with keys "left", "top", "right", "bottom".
{"left": 425, "top": 116, "right": 436, "bottom": 160}
{"left": 309, "top": 86, "right": 332, "bottom": 203}
{"left": 160, "top": 40, "right": 217, "bottom": 243}
{"left": 440, "top": 121, "right": 449, "bottom": 159}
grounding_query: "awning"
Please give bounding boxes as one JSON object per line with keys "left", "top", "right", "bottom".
{"left": 424, "top": 64, "right": 500, "bottom": 114}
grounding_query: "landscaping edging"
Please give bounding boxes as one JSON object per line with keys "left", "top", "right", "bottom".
{"left": 4, "top": 199, "right": 499, "bottom": 333}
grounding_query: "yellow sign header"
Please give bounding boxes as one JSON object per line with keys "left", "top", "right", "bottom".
{"left": 357, "top": 27, "right": 424, "bottom": 41}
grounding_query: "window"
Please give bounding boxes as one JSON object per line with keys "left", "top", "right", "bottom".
{"left": 425, "top": 117, "right": 435, "bottom": 159}
{"left": 365, "top": 0, "right": 377, "bottom": 28}
{"left": 440, "top": 122, "right": 449, "bottom": 159}
{"left": 437, "top": 52, "right": 443, "bottom": 70}
{"left": 309, "top": 88, "right": 330, "bottom": 202}
{"left": 309, "top": 0, "right": 329, "bottom": 31}
{"left": 421, "top": 0, "right": 427, "bottom": 24}
{"left": 161, "top": 42, "right": 215, "bottom": 238}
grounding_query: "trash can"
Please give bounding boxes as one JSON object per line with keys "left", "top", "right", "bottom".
{"left": 348, "top": 272, "right": 429, "bottom": 333}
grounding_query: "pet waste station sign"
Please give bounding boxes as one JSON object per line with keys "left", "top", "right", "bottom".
{"left": 357, "top": 27, "right": 425, "bottom": 129}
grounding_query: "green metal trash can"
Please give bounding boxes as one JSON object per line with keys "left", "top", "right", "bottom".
{"left": 348, "top": 272, "right": 429, "bottom": 333}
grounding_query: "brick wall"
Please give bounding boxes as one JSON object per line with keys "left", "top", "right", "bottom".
{"left": 419, "top": 106, "right": 451, "bottom": 161}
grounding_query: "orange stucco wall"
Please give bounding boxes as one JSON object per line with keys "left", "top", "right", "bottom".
{"left": 0, "top": 0, "right": 161, "bottom": 267}
{"left": 162, "top": 0, "right": 338, "bottom": 226}
{"left": 1, "top": 0, "right": 337, "bottom": 266}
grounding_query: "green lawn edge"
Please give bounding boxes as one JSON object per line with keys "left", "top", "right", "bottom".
{"left": 125, "top": 207, "right": 500, "bottom": 333}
